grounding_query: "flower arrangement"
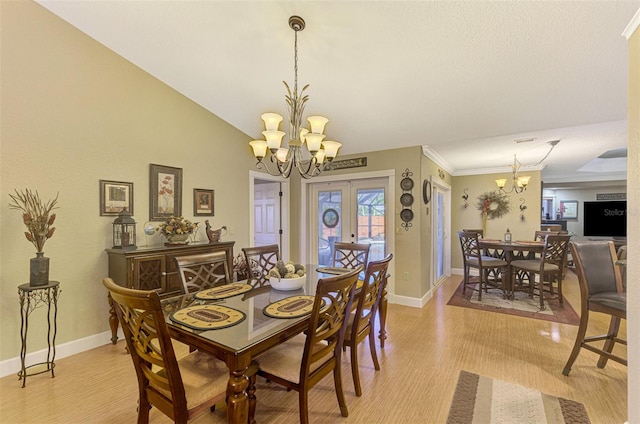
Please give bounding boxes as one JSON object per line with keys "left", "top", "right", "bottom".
{"left": 268, "top": 260, "right": 306, "bottom": 280}
{"left": 476, "top": 191, "right": 510, "bottom": 220}
{"left": 9, "top": 189, "right": 59, "bottom": 253}
{"left": 156, "top": 215, "right": 198, "bottom": 237}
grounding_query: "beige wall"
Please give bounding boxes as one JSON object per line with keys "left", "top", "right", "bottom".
{"left": 450, "top": 172, "right": 541, "bottom": 269}
{"left": 0, "top": 1, "right": 255, "bottom": 361}
{"left": 626, "top": 20, "right": 639, "bottom": 424}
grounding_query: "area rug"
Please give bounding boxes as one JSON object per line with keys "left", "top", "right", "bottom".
{"left": 447, "top": 280, "right": 579, "bottom": 325}
{"left": 447, "top": 370, "right": 590, "bottom": 424}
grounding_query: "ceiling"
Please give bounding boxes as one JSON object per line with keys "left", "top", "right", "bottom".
{"left": 36, "top": 1, "right": 638, "bottom": 186}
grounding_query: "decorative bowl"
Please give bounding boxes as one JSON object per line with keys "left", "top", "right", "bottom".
{"left": 269, "top": 275, "right": 306, "bottom": 291}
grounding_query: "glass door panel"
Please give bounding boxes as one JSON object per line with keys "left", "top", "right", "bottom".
{"left": 311, "top": 179, "right": 387, "bottom": 266}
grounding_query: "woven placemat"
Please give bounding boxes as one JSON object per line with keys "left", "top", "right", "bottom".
{"left": 316, "top": 267, "right": 352, "bottom": 275}
{"left": 263, "top": 295, "right": 319, "bottom": 319}
{"left": 170, "top": 304, "right": 246, "bottom": 330}
{"left": 194, "top": 283, "right": 253, "bottom": 300}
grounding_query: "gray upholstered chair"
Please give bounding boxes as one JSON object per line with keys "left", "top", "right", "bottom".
{"left": 563, "top": 241, "right": 626, "bottom": 375}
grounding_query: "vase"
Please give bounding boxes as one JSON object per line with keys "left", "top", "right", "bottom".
{"left": 30, "top": 252, "right": 50, "bottom": 286}
{"left": 481, "top": 211, "right": 488, "bottom": 237}
{"left": 165, "top": 233, "right": 190, "bottom": 246}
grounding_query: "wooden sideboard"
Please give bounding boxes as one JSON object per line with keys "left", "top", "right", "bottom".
{"left": 104, "top": 241, "right": 234, "bottom": 343}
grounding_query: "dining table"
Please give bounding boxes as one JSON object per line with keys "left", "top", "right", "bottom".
{"left": 160, "top": 265, "right": 355, "bottom": 424}
{"left": 478, "top": 239, "right": 545, "bottom": 298}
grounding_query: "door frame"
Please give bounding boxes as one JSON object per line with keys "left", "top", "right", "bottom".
{"left": 249, "top": 171, "right": 290, "bottom": 260}
{"left": 300, "top": 169, "right": 396, "bottom": 300}
{"left": 430, "top": 176, "right": 451, "bottom": 291}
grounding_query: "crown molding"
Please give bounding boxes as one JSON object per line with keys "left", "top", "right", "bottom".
{"left": 421, "top": 146, "right": 454, "bottom": 174}
{"left": 622, "top": 7, "right": 640, "bottom": 40}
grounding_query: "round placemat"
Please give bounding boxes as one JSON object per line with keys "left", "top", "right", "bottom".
{"left": 263, "top": 295, "right": 318, "bottom": 319}
{"left": 194, "top": 283, "right": 253, "bottom": 300}
{"left": 170, "top": 304, "right": 246, "bottom": 330}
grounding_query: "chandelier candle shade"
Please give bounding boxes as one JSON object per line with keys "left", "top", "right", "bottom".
{"left": 249, "top": 16, "right": 342, "bottom": 179}
{"left": 495, "top": 154, "right": 531, "bottom": 194}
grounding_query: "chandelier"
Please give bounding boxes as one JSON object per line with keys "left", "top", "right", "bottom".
{"left": 248, "top": 16, "right": 341, "bottom": 179}
{"left": 495, "top": 155, "right": 531, "bottom": 194}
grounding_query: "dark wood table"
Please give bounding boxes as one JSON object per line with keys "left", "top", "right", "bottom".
{"left": 160, "top": 266, "right": 342, "bottom": 424}
{"left": 478, "top": 239, "right": 544, "bottom": 298}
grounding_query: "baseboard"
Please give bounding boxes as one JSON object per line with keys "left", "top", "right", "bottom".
{"left": 0, "top": 330, "right": 122, "bottom": 378}
{"left": 393, "top": 290, "right": 432, "bottom": 308}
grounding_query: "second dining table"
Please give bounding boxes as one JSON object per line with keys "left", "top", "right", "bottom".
{"left": 160, "top": 265, "right": 355, "bottom": 424}
{"left": 478, "top": 238, "right": 545, "bottom": 299}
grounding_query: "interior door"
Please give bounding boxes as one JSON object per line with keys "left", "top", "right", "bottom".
{"left": 253, "top": 180, "right": 281, "bottom": 247}
{"left": 311, "top": 179, "right": 387, "bottom": 266}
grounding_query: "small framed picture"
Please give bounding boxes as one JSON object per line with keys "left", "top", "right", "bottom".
{"left": 149, "top": 163, "right": 183, "bottom": 220}
{"left": 560, "top": 200, "right": 578, "bottom": 219}
{"left": 194, "top": 188, "right": 214, "bottom": 216}
{"left": 100, "top": 180, "right": 134, "bottom": 216}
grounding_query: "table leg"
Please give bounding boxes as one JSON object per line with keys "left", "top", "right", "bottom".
{"left": 18, "top": 289, "right": 28, "bottom": 388}
{"left": 227, "top": 366, "right": 249, "bottom": 424}
{"left": 378, "top": 293, "right": 388, "bottom": 348}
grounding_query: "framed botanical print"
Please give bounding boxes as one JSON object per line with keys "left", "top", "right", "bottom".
{"left": 99, "top": 180, "right": 133, "bottom": 216}
{"left": 149, "top": 164, "right": 182, "bottom": 220}
{"left": 194, "top": 188, "right": 214, "bottom": 216}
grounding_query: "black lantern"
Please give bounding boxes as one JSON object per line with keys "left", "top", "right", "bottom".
{"left": 112, "top": 208, "right": 137, "bottom": 250}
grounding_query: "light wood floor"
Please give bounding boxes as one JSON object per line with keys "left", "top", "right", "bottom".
{"left": 0, "top": 271, "right": 627, "bottom": 423}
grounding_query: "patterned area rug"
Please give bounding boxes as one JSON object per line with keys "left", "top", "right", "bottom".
{"left": 447, "top": 370, "right": 591, "bottom": 423}
{"left": 447, "top": 280, "right": 579, "bottom": 325}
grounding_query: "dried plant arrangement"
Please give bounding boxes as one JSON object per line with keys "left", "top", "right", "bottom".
{"left": 9, "top": 189, "right": 59, "bottom": 253}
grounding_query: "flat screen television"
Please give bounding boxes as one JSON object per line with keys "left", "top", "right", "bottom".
{"left": 583, "top": 201, "right": 626, "bottom": 237}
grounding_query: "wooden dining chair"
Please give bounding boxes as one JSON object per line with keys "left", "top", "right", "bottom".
{"left": 255, "top": 268, "right": 360, "bottom": 424}
{"left": 510, "top": 234, "right": 571, "bottom": 310}
{"left": 242, "top": 244, "right": 280, "bottom": 287}
{"left": 458, "top": 231, "right": 508, "bottom": 300}
{"left": 174, "top": 251, "right": 231, "bottom": 294}
{"left": 343, "top": 254, "right": 393, "bottom": 396}
{"left": 563, "top": 241, "right": 626, "bottom": 376}
{"left": 333, "top": 242, "right": 370, "bottom": 269}
{"left": 102, "top": 277, "right": 258, "bottom": 424}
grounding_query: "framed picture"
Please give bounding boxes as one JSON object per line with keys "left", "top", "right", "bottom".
{"left": 560, "top": 200, "right": 578, "bottom": 219}
{"left": 194, "top": 188, "right": 214, "bottom": 216}
{"left": 99, "top": 180, "right": 133, "bottom": 216}
{"left": 149, "top": 163, "right": 183, "bottom": 220}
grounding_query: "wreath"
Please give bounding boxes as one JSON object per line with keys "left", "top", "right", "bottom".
{"left": 476, "top": 191, "right": 510, "bottom": 220}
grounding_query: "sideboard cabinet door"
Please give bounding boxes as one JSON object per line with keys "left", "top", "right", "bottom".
{"left": 130, "top": 255, "right": 166, "bottom": 292}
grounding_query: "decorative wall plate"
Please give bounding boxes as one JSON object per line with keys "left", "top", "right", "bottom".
{"left": 423, "top": 180, "right": 432, "bottom": 204}
{"left": 400, "top": 193, "right": 414, "bottom": 206}
{"left": 400, "top": 177, "right": 414, "bottom": 191}
{"left": 400, "top": 208, "right": 414, "bottom": 222}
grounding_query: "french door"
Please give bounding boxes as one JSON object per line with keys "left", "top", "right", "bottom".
{"left": 310, "top": 178, "right": 387, "bottom": 267}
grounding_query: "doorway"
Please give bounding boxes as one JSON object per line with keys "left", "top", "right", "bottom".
{"left": 310, "top": 179, "right": 387, "bottom": 266}
{"left": 431, "top": 177, "right": 451, "bottom": 290}
{"left": 249, "top": 171, "right": 289, "bottom": 259}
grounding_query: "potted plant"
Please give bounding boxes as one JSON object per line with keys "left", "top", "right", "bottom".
{"left": 156, "top": 216, "right": 198, "bottom": 245}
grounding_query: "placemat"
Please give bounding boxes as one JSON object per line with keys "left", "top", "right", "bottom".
{"left": 170, "top": 304, "right": 246, "bottom": 330}
{"left": 514, "top": 240, "right": 544, "bottom": 246}
{"left": 316, "top": 266, "right": 352, "bottom": 275}
{"left": 263, "top": 295, "right": 319, "bottom": 319}
{"left": 194, "top": 283, "right": 253, "bottom": 300}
